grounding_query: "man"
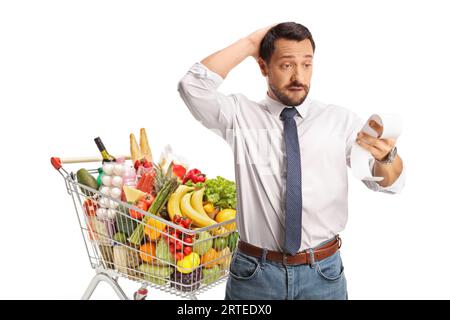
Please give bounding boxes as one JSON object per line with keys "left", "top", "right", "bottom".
{"left": 178, "top": 22, "right": 405, "bottom": 300}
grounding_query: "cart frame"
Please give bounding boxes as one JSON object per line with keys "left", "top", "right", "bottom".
{"left": 51, "top": 156, "right": 237, "bottom": 300}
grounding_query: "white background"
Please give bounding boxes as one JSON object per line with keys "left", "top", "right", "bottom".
{"left": 1, "top": 0, "right": 449, "bottom": 299}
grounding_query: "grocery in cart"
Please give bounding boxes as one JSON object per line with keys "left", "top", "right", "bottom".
{"left": 51, "top": 129, "right": 238, "bottom": 300}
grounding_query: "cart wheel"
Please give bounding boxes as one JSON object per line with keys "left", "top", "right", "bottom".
{"left": 134, "top": 288, "right": 148, "bottom": 300}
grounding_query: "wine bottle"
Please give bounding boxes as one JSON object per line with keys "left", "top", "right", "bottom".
{"left": 94, "top": 137, "right": 116, "bottom": 163}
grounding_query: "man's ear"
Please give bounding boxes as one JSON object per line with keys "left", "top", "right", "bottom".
{"left": 257, "top": 57, "right": 268, "bottom": 77}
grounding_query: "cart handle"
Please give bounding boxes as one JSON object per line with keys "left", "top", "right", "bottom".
{"left": 51, "top": 156, "right": 131, "bottom": 170}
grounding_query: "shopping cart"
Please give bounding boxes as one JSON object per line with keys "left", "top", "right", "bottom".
{"left": 51, "top": 156, "right": 238, "bottom": 300}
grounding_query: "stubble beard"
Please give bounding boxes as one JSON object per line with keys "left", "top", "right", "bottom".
{"left": 269, "top": 82, "right": 310, "bottom": 107}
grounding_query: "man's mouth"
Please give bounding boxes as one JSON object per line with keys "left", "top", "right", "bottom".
{"left": 288, "top": 87, "right": 304, "bottom": 91}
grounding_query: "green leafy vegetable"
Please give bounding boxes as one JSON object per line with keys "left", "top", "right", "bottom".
{"left": 204, "top": 176, "right": 236, "bottom": 210}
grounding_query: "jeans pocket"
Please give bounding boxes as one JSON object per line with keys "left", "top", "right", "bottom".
{"left": 229, "top": 251, "right": 261, "bottom": 281}
{"left": 315, "top": 252, "right": 345, "bottom": 282}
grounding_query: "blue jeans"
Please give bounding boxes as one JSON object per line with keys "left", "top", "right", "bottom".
{"left": 224, "top": 242, "right": 348, "bottom": 300}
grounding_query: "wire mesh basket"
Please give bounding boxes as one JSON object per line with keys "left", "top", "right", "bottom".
{"left": 51, "top": 157, "right": 238, "bottom": 300}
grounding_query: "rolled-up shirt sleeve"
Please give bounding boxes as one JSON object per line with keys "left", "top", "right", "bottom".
{"left": 345, "top": 112, "right": 406, "bottom": 194}
{"left": 363, "top": 157, "right": 406, "bottom": 194}
{"left": 177, "top": 62, "right": 239, "bottom": 139}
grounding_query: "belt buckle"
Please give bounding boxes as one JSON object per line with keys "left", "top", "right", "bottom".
{"left": 282, "top": 253, "right": 289, "bottom": 266}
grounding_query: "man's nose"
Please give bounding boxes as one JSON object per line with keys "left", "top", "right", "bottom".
{"left": 291, "top": 66, "right": 306, "bottom": 84}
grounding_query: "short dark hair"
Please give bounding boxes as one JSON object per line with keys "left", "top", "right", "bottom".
{"left": 259, "top": 22, "right": 315, "bottom": 64}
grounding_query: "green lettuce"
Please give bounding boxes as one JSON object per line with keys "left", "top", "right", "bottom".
{"left": 204, "top": 176, "right": 236, "bottom": 210}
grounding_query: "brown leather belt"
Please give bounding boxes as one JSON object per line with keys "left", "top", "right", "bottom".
{"left": 237, "top": 235, "right": 341, "bottom": 266}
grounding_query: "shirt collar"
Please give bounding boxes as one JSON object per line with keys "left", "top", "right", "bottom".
{"left": 261, "top": 92, "right": 312, "bottom": 120}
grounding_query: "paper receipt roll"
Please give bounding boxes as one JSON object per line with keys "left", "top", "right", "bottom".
{"left": 350, "top": 114, "right": 403, "bottom": 181}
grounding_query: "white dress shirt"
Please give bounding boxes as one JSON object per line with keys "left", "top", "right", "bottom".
{"left": 178, "top": 62, "right": 406, "bottom": 252}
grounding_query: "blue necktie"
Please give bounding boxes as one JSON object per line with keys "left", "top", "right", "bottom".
{"left": 280, "top": 107, "right": 302, "bottom": 256}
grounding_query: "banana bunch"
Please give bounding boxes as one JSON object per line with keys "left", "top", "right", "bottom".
{"left": 168, "top": 186, "right": 228, "bottom": 235}
{"left": 181, "top": 187, "right": 217, "bottom": 227}
{"left": 167, "top": 185, "right": 195, "bottom": 221}
{"left": 168, "top": 186, "right": 215, "bottom": 226}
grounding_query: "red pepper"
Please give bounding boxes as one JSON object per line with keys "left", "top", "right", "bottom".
{"left": 182, "top": 169, "right": 199, "bottom": 183}
{"left": 189, "top": 169, "right": 201, "bottom": 175}
{"left": 182, "top": 174, "right": 193, "bottom": 184}
{"left": 172, "top": 163, "right": 187, "bottom": 179}
{"left": 192, "top": 174, "right": 206, "bottom": 183}
{"left": 182, "top": 168, "right": 205, "bottom": 184}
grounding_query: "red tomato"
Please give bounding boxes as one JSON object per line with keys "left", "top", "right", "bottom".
{"left": 129, "top": 201, "right": 148, "bottom": 220}
{"left": 175, "top": 252, "right": 185, "bottom": 261}
{"left": 173, "top": 215, "right": 182, "bottom": 224}
{"left": 183, "top": 246, "right": 192, "bottom": 255}
{"left": 142, "top": 194, "right": 155, "bottom": 207}
{"left": 181, "top": 218, "right": 192, "bottom": 229}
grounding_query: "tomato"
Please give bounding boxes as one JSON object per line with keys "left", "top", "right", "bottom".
{"left": 175, "top": 240, "right": 183, "bottom": 251}
{"left": 173, "top": 215, "right": 182, "bottom": 224}
{"left": 129, "top": 200, "right": 148, "bottom": 220}
{"left": 83, "top": 199, "right": 98, "bottom": 216}
{"left": 183, "top": 246, "right": 192, "bottom": 255}
{"left": 181, "top": 218, "right": 192, "bottom": 229}
{"left": 175, "top": 252, "right": 185, "bottom": 261}
{"left": 142, "top": 194, "right": 155, "bottom": 207}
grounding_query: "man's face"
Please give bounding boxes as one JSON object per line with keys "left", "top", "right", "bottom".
{"left": 259, "top": 38, "right": 314, "bottom": 107}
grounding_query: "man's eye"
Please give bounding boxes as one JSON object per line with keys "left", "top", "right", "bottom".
{"left": 304, "top": 63, "right": 312, "bottom": 68}
{"left": 282, "top": 63, "right": 292, "bottom": 69}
